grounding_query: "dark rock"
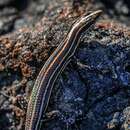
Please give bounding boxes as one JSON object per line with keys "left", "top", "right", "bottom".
{"left": 0, "top": 0, "right": 14, "bottom": 7}
{"left": 0, "top": 0, "right": 130, "bottom": 130}
{"left": 0, "top": 7, "right": 17, "bottom": 35}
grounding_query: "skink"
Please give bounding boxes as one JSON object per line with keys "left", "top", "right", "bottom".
{"left": 25, "top": 10, "right": 102, "bottom": 130}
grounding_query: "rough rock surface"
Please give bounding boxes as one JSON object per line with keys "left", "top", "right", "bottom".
{"left": 0, "top": 0, "right": 130, "bottom": 130}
